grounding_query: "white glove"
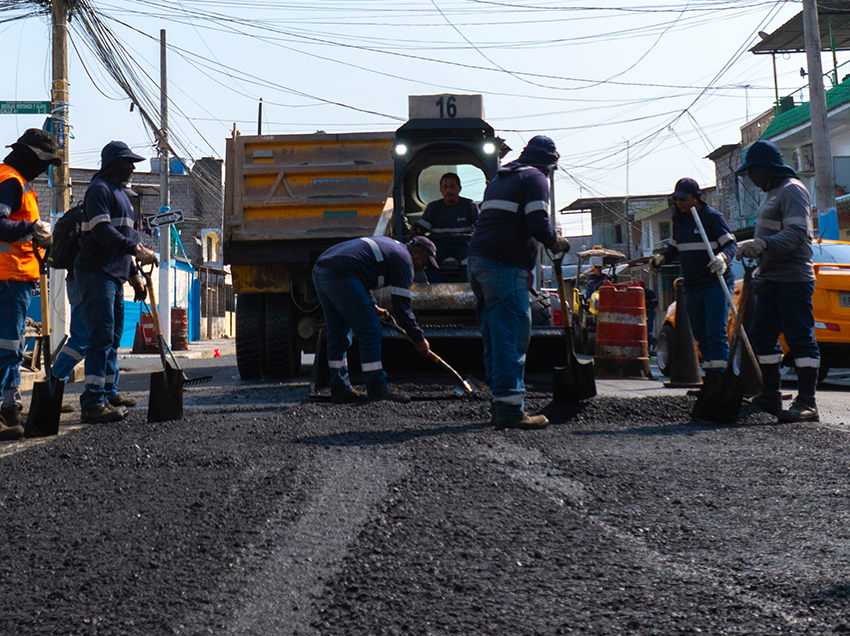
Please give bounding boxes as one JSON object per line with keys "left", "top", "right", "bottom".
{"left": 737, "top": 239, "right": 766, "bottom": 260}
{"left": 135, "top": 244, "right": 159, "bottom": 266}
{"left": 649, "top": 254, "right": 665, "bottom": 273}
{"left": 708, "top": 252, "right": 728, "bottom": 275}
{"left": 32, "top": 219, "right": 52, "bottom": 248}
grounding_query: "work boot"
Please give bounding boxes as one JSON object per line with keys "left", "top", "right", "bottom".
{"left": 109, "top": 394, "right": 138, "bottom": 408}
{"left": 0, "top": 405, "right": 22, "bottom": 427}
{"left": 331, "top": 385, "right": 364, "bottom": 404}
{"left": 748, "top": 390, "right": 783, "bottom": 416}
{"left": 493, "top": 412, "right": 549, "bottom": 431}
{"left": 61, "top": 403, "right": 75, "bottom": 413}
{"left": 0, "top": 422, "right": 24, "bottom": 441}
{"left": 368, "top": 388, "right": 411, "bottom": 404}
{"left": 777, "top": 397, "right": 819, "bottom": 423}
{"left": 81, "top": 403, "right": 126, "bottom": 424}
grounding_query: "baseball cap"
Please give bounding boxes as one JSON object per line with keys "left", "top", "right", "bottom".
{"left": 9, "top": 129, "right": 61, "bottom": 165}
{"left": 410, "top": 236, "right": 440, "bottom": 269}
{"left": 670, "top": 178, "right": 701, "bottom": 200}
{"left": 735, "top": 139, "right": 797, "bottom": 178}
{"left": 92, "top": 141, "right": 146, "bottom": 179}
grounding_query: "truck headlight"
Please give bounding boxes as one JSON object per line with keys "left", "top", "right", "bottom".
{"left": 483, "top": 142, "right": 496, "bottom": 154}
{"left": 395, "top": 143, "right": 408, "bottom": 156}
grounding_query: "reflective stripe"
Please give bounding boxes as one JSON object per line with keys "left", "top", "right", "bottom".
{"left": 758, "top": 354, "right": 783, "bottom": 364}
{"left": 360, "top": 237, "right": 383, "bottom": 262}
{"left": 417, "top": 219, "right": 433, "bottom": 230}
{"left": 59, "top": 345, "right": 84, "bottom": 362}
{"left": 669, "top": 239, "right": 678, "bottom": 247}
{"left": 717, "top": 232, "right": 735, "bottom": 246}
{"left": 795, "top": 357, "right": 820, "bottom": 368}
{"left": 113, "top": 217, "right": 134, "bottom": 228}
{"left": 493, "top": 393, "right": 524, "bottom": 404}
{"left": 481, "top": 199, "right": 519, "bottom": 213}
{"left": 0, "top": 203, "right": 10, "bottom": 218}
{"left": 596, "top": 312, "right": 645, "bottom": 325}
{"left": 81, "top": 214, "right": 111, "bottom": 231}
{"left": 328, "top": 359, "right": 346, "bottom": 369}
{"left": 758, "top": 219, "right": 782, "bottom": 231}
{"left": 361, "top": 361, "right": 383, "bottom": 372}
{"left": 105, "top": 374, "right": 116, "bottom": 384}
{"left": 0, "top": 338, "right": 20, "bottom": 351}
{"left": 703, "top": 360, "right": 727, "bottom": 370}
{"left": 677, "top": 241, "right": 718, "bottom": 252}
{"left": 85, "top": 375, "right": 106, "bottom": 387}
{"left": 431, "top": 227, "right": 473, "bottom": 233}
{"left": 783, "top": 217, "right": 809, "bottom": 229}
{"left": 389, "top": 286, "right": 411, "bottom": 298}
{"left": 0, "top": 244, "right": 9, "bottom": 253}
{"left": 377, "top": 275, "right": 385, "bottom": 288}
{"left": 524, "top": 200, "right": 548, "bottom": 214}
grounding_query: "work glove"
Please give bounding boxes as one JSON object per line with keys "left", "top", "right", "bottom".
{"left": 649, "top": 253, "right": 665, "bottom": 273}
{"left": 414, "top": 338, "right": 430, "bottom": 357}
{"left": 550, "top": 237, "right": 571, "bottom": 254}
{"left": 708, "top": 252, "right": 728, "bottom": 275}
{"left": 737, "top": 238, "right": 766, "bottom": 260}
{"left": 375, "top": 306, "right": 390, "bottom": 321}
{"left": 32, "top": 219, "right": 53, "bottom": 248}
{"left": 135, "top": 244, "right": 159, "bottom": 266}
{"left": 129, "top": 274, "right": 147, "bottom": 302}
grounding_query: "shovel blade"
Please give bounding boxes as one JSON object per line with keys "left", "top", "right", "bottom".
{"left": 25, "top": 378, "right": 65, "bottom": 438}
{"left": 147, "top": 365, "right": 185, "bottom": 422}
{"left": 692, "top": 371, "right": 745, "bottom": 424}
{"left": 553, "top": 357, "right": 597, "bottom": 402}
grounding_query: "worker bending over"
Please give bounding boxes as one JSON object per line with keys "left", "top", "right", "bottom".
{"left": 313, "top": 236, "right": 436, "bottom": 404}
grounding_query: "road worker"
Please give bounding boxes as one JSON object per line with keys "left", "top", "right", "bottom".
{"left": 735, "top": 139, "right": 820, "bottom": 422}
{"left": 313, "top": 235, "right": 435, "bottom": 404}
{"left": 651, "top": 178, "right": 737, "bottom": 375}
{"left": 76, "top": 141, "right": 158, "bottom": 423}
{"left": 0, "top": 129, "right": 58, "bottom": 439}
{"left": 411, "top": 172, "right": 479, "bottom": 283}
{"left": 467, "top": 135, "right": 571, "bottom": 430}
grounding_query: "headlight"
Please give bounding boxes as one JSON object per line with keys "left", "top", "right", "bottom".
{"left": 483, "top": 142, "right": 496, "bottom": 154}
{"left": 395, "top": 143, "right": 408, "bottom": 156}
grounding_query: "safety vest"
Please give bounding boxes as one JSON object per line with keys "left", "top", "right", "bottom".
{"left": 0, "top": 165, "right": 40, "bottom": 281}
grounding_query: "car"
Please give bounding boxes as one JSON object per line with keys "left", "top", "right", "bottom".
{"left": 656, "top": 238, "right": 850, "bottom": 381}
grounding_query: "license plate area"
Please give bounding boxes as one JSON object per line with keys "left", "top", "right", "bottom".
{"left": 841, "top": 292, "right": 850, "bottom": 308}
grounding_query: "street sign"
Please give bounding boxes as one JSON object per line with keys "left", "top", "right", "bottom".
{"left": 146, "top": 209, "right": 184, "bottom": 229}
{"left": 0, "top": 101, "right": 51, "bottom": 115}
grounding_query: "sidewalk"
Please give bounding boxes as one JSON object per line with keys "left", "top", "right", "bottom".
{"left": 118, "top": 338, "right": 235, "bottom": 361}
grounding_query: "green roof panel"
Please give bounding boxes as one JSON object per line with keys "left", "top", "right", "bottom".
{"left": 762, "top": 79, "right": 850, "bottom": 139}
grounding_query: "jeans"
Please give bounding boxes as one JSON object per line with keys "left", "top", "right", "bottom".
{"left": 468, "top": 255, "right": 531, "bottom": 419}
{"left": 425, "top": 242, "right": 470, "bottom": 283}
{"left": 52, "top": 279, "right": 88, "bottom": 382}
{"left": 685, "top": 282, "right": 729, "bottom": 370}
{"left": 0, "top": 280, "right": 34, "bottom": 410}
{"left": 313, "top": 266, "right": 387, "bottom": 394}
{"left": 749, "top": 279, "right": 819, "bottom": 399}
{"left": 76, "top": 270, "right": 124, "bottom": 410}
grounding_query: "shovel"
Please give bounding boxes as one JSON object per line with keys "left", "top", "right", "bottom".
{"left": 380, "top": 315, "right": 473, "bottom": 395}
{"left": 689, "top": 207, "right": 763, "bottom": 424}
{"left": 552, "top": 253, "right": 596, "bottom": 402}
{"left": 25, "top": 246, "right": 65, "bottom": 438}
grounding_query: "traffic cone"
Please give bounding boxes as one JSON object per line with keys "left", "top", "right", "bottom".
{"left": 664, "top": 279, "right": 703, "bottom": 388}
{"left": 132, "top": 322, "right": 147, "bottom": 354}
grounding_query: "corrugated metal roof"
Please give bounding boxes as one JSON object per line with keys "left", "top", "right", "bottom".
{"left": 751, "top": 2, "right": 850, "bottom": 54}
{"left": 761, "top": 79, "right": 850, "bottom": 139}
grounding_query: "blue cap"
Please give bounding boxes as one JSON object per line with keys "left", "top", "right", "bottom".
{"left": 92, "top": 141, "right": 145, "bottom": 180}
{"left": 736, "top": 139, "right": 797, "bottom": 178}
{"left": 671, "top": 177, "right": 701, "bottom": 200}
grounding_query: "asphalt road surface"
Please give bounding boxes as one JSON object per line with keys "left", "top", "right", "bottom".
{"left": 2, "top": 354, "right": 850, "bottom": 636}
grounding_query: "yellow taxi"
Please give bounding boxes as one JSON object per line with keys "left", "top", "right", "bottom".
{"left": 656, "top": 239, "right": 850, "bottom": 381}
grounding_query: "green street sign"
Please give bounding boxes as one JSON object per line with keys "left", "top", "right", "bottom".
{"left": 0, "top": 101, "right": 51, "bottom": 115}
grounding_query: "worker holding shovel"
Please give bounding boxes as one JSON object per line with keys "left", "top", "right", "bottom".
{"left": 0, "top": 129, "right": 59, "bottom": 438}
{"left": 75, "top": 141, "right": 158, "bottom": 423}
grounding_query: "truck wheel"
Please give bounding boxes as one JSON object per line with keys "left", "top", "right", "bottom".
{"left": 236, "top": 293, "right": 266, "bottom": 380}
{"left": 530, "top": 290, "right": 552, "bottom": 326}
{"left": 265, "top": 293, "right": 297, "bottom": 378}
{"left": 656, "top": 323, "right": 674, "bottom": 376}
{"left": 583, "top": 328, "right": 596, "bottom": 356}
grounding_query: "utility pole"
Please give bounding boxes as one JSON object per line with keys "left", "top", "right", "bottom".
{"left": 159, "top": 29, "right": 171, "bottom": 344}
{"left": 803, "top": 0, "right": 839, "bottom": 239}
{"left": 50, "top": 0, "right": 70, "bottom": 351}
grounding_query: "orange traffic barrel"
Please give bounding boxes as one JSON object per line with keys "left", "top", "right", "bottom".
{"left": 171, "top": 308, "right": 190, "bottom": 351}
{"left": 594, "top": 283, "right": 652, "bottom": 379}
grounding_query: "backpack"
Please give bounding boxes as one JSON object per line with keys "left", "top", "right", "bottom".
{"left": 47, "top": 203, "right": 85, "bottom": 270}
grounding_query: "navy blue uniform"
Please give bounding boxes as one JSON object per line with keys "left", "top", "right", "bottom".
{"left": 75, "top": 177, "right": 138, "bottom": 282}
{"left": 661, "top": 205, "right": 737, "bottom": 291}
{"left": 415, "top": 197, "right": 478, "bottom": 244}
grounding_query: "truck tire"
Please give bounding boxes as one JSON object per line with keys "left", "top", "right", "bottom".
{"left": 656, "top": 323, "right": 675, "bottom": 376}
{"left": 530, "top": 290, "right": 553, "bottom": 327}
{"left": 265, "top": 293, "right": 298, "bottom": 378}
{"left": 236, "top": 293, "right": 266, "bottom": 380}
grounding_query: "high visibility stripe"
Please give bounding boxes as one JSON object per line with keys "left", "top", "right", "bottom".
{"left": 795, "top": 357, "right": 820, "bottom": 368}
{"left": 0, "top": 203, "right": 10, "bottom": 218}
{"left": 703, "top": 360, "right": 727, "bottom": 369}
{"left": 431, "top": 227, "right": 474, "bottom": 233}
{"left": 677, "top": 241, "right": 718, "bottom": 252}
{"left": 0, "top": 244, "right": 9, "bottom": 253}
{"left": 597, "top": 312, "right": 645, "bottom": 325}
{"left": 717, "top": 232, "right": 735, "bottom": 246}
{"left": 85, "top": 375, "right": 106, "bottom": 387}
{"left": 417, "top": 219, "right": 433, "bottom": 230}
{"left": 113, "top": 217, "right": 134, "bottom": 228}
{"left": 361, "top": 361, "right": 383, "bottom": 372}
{"left": 493, "top": 393, "right": 524, "bottom": 404}
{"left": 328, "top": 359, "right": 346, "bottom": 369}
{"left": 389, "top": 286, "right": 411, "bottom": 298}
{"left": 59, "top": 345, "right": 84, "bottom": 361}
{"left": 81, "top": 214, "right": 111, "bottom": 231}
{"left": 377, "top": 275, "right": 385, "bottom": 288}
{"left": 783, "top": 217, "right": 809, "bottom": 229}
{"left": 105, "top": 374, "right": 116, "bottom": 384}
{"left": 360, "top": 237, "right": 383, "bottom": 262}
{"left": 596, "top": 346, "right": 646, "bottom": 358}
{"left": 669, "top": 239, "right": 678, "bottom": 247}
{"left": 0, "top": 338, "right": 20, "bottom": 351}
{"left": 481, "top": 199, "right": 519, "bottom": 213}
{"left": 524, "top": 200, "right": 548, "bottom": 214}
{"left": 758, "top": 219, "right": 782, "bottom": 231}
{"left": 758, "top": 354, "right": 783, "bottom": 364}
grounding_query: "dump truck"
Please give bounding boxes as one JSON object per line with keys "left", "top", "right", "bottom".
{"left": 224, "top": 95, "right": 565, "bottom": 379}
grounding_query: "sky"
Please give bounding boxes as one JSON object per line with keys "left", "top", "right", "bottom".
{"left": 0, "top": 0, "right": 839, "bottom": 223}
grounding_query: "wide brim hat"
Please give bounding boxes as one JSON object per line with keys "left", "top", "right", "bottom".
{"left": 8, "top": 128, "right": 61, "bottom": 165}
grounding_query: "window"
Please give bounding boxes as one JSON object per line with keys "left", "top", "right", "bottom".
{"left": 614, "top": 224, "right": 623, "bottom": 244}
{"left": 658, "top": 222, "right": 671, "bottom": 242}
{"left": 417, "top": 164, "right": 487, "bottom": 204}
